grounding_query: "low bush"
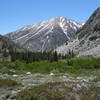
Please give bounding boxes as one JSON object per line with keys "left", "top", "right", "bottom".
{"left": 17, "top": 82, "right": 100, "bottom": 100}
{"left": 0, "top": 78, "right": 21, "bottom": 87}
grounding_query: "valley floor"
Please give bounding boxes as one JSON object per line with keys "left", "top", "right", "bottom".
{"left": 0, "top": 57, "right": 100, "bottom": 100}
{"left": 0, "top": 70, "right": 100, "bottom": 100}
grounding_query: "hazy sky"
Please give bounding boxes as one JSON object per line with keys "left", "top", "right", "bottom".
{"left": 0, "top": 0, "right": 100, "bottom": 34}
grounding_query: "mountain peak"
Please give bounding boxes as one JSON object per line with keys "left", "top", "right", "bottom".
{"left": 5, "top": 17, "right": 81, "bottom": 52}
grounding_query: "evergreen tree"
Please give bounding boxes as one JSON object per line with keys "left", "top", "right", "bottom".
{"left": 53, "top": 51, "right": 58, "bottom": 61}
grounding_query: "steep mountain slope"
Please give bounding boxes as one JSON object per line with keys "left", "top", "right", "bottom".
{"left": 0, "top": 35, "right": 25, "bottom": 59}
{"left": 55, "top": 7, "right": 100, "bottom": 57}
{"left": 5, "top": 17, "right": 81, "bottom": 52}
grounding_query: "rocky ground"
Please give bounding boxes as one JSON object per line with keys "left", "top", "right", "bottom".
{"left": 0, "top": 71, "right": 100, "bottom": 100}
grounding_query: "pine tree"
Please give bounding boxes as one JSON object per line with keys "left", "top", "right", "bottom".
{"left": 53, "top": 51, "right": 58, "bottom": 61}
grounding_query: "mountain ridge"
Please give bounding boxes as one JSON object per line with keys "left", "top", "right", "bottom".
{"left": 5, "top": 16, "right": 82, "bottom": 52}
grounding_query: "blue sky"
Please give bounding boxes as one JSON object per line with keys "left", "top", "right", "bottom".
{"left": 0, "top": 0, "right": 100, "bottom": 35}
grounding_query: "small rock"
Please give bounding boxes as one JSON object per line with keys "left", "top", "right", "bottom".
{"left": 6, "top": 95, "right": 16, "bottom": 100}
{"left": 50, "top": 73, "right": 54, "bottom": 76}
{"left": 77, "top": 84, "right": 81, "bottom": 88}
{"left": 12, "top": 75, "right": 18, "bottom": 77}
{"left": 63, "top": 75, "right": 66, "bottom": 78}
{"left": 26, "top": 72, "right": 31, "bottom": 75}
{"left": 82, "top": 79, "right": 88, "bottom": 82}
{"left": 77, "top": 77, "right": 82, "bottom": 80}
{"left": 95, "top": 82, "right": 100, "bottom": 88}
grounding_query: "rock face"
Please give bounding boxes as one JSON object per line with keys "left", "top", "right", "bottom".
{"left": 77, "top": 7, "right": 100, "bottom": 57}
{"left": 5, "top": 17, "right": 81, "bottom": 52}
{"left": 55, "top": 7, "right": 100, "bottom": 57}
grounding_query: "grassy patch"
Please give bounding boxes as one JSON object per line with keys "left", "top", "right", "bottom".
{"left": 0, "top": 78, "right": 21, "bottom": 87}
{"left": 16, "top": 57, "right": 100, "bottom": 74}
{"left": 66, "top": 57, "right": 100, "bottom": 69}
{"left": 0, "top": 57, "right": 100, "bottom": 74}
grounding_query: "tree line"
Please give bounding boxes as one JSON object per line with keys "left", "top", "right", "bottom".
{"left": 1, "top": 47, "right": 75, "bottom": 63}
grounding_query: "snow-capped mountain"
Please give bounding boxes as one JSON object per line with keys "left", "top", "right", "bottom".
{"left": 5, "top": 17, "right": 82, "bottom": 52}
